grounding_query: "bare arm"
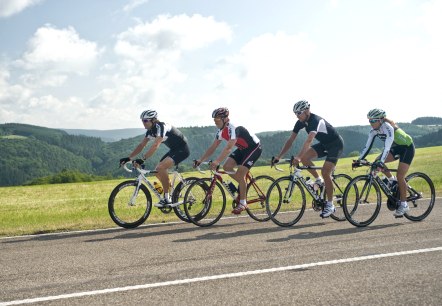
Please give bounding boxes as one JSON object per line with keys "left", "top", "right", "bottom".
{"left": 142, "top": 136, "right": 163, "bottom": 160}
{"left": 295, "top": 131, "right": 316, "bottom": 162}
{"left": 198, "top": 139, "right": 222, "bottom": 163}
{"left": 214, "top": 139, "right": 236, "bottom": 165}
{"left": 129, "top": 137, "right": 149, "bottom": 159}
{"left": 276, "top": 132, "right": 298, "bottom": 160}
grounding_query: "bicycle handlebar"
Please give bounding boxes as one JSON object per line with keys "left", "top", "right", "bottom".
{"left": 122, "top": 162, "right": 156, "bottom": 175}
{"left": 271, "top": 157, "right": 323, "bottom": 172}
{"left": 195, "top": 160, "right": 236, "bottom": 175}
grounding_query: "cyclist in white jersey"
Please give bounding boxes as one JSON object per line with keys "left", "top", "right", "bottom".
{"left": 194, "top": 107, "right": 262, "bottom": 215}
{"left": 356, "top": 108, "right": 415, "bottom": 217}
{"left": 273, "top": 100, "right": 344, "bottom": 218}
{"left": 119, "top": 110, "right": 190, "bottom": 207}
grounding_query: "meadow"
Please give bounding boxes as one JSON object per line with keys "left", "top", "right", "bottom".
{"left": 1, "top": 146, "right": 440, "bottom": 237}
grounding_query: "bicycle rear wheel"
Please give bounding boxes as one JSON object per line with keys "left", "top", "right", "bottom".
{"left": 404, "top": 172, "right": 435, "bottom": 221}
{"left": 330, "top": 173, "right": 353, "bottom": 222}
{"left": 172, "top": 177, "right": 200, "bottom": 223}
{"left": 246, "top": 175, "right": 275, "bottom": 222}
{"left": 183, "top": 178, "right": 226, "bottom": 227}
{"left": 342, "top": 175, "right": 381, "bottom": 227}
{"left": 108, "top": 180, "right": 152, "bottom": 229}
{"left": 266, "top": 177, "right": 306, "bottom": 227}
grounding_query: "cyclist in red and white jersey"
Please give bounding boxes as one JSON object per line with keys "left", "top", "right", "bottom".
{"left": 194, "top": 107, "right": 262, "bottom": 214}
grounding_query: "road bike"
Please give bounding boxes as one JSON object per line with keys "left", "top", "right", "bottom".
{"left": 182, "top": 161, "right": 275, "bottom": 227}
{"left": 342, "top": 160, "right": 435, "bottom": 227}
{"left": 108, "top": 162, "right": 201, "bottom": 228}
{"left": 265, "top": 157, "right": 353, "bottom": 227}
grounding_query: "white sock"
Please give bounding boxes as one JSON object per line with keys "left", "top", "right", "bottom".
{"left": 327, "top": 201, "right": 333, "bottom": 207}
{"left": 164, "top": 193, "right": 170, "bottom": 201}
{"left": 240, "top": 199, "right": 247, "bottom": 206}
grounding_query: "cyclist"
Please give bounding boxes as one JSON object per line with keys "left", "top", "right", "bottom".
{"left": 356, "top": 108, "right": 414, "bottom": 217}
{"left": 273, "top": 100, "right": 344, "bottom": 218}
{"left": 194, "top": 107, "right": 262, "bottom": 214}
{"left": 119, "top": 110, "right": 190, "bottom": 207}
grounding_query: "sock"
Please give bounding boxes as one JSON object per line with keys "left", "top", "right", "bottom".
{"left": 164, "top": 193, "right": 170, "bottom": 201}
{"left": 239, "top": 199, "right": 247, "bottom": 206}
{"left": 389, "top": 176, "right": 397, "bottom": 182}
{"left": 327, "top": 201, "right": 333, "bottom": 207}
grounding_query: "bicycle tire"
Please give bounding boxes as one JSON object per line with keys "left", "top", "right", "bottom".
{"left": 342, "top": 175, "right": 381, "bottom": 227}
{"left": 404, "top": 172, "right": 435, "bottom": 221}
{"left": 266, "top": 177, "right": 306, "bottom": 227}
{"left": 245, "top": 175, "right": 275, "bottom": 222}
{"left": 183, "top": 178, "right": 226, "bottom": 227}
{"left": 108, "top": 180, "right": 152, "bottom": 229}
{"left": 329, "top": 173, "right": 353, "bottom": 222}
{"left": 172, "top": 177, "right": 200, "bottom": 223}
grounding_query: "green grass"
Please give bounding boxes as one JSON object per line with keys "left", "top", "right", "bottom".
{"left": 1, "top": 146, "right": 441, "bottom": 237}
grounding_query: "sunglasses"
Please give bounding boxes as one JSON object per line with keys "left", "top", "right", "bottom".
{"left": 142, "top": 119, "right": 151, "bottom": 123}
{"left": 369, "top": 119, "right": 381, "bottom": 123}
{"left": 294, "top": 110, "right": 304, "bottom": 116}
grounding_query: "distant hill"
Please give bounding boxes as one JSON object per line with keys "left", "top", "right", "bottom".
{"left": 62, "top": 128, "right": 145, "bottom": 142}
{"left": 1, "top": 117, "right": 441, "bottom": 186}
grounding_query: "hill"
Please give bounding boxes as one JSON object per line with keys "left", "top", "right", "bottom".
{"left": 1, "top": 118, "right": 441, "bottom": 186}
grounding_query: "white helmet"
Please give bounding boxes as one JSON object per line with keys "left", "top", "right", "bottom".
{"left": 367, "top": 108, "right": 386, "bottom": 120}
{"left": 140, "top": 110, "right": 157, "bottom": 120}
{"left": 293, "top": 100, "right": 310, "bottom": 113}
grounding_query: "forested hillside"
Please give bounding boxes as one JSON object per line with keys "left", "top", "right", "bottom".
{"left": 1, "top": 120, "right": 441, "bottom": 186}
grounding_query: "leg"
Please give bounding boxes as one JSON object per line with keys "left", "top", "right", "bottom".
{"left": 223, "top": 157, "right": 248, "bottom": 201}
{"left": 299, "top": 147, "right": 319, "bottom": 178}
{"left": 321, "top": 161, "right": 335, "bottom": 202}
{"left": 396, "top": 161, "right": 410, "bottom": 202}
{"left": 380, "top": 153, "right": 396, "bottom": 178}
{"left": 155, "top": 157, "right": 174, "bottom": 194}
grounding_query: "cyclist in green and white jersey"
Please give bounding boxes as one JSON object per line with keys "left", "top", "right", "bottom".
{"left": 357, "top": 108, "right": 415, "bottom": 217}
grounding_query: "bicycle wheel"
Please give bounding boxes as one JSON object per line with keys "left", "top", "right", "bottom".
{"left": 266, "top": 177, "right": 306, "bottom": 227}
{"left": 404, "top": 172, "right": 435, "bottom": 221}
{"left": 108, "top": 180, "right": 152, "bottom": 229}
{"left": 246, "top": 175, "right": 275, "bottom": 222}
{"left": 329, "top": 173, "right": 353, "bottom": 222}
{"left": 342, "top": 175, "right": 381, "bottom": 227}
{"left": 183, "top": 178, "right": 226, "bottom": 227}
{"left": 172, "top": 177, "right": 200, "bottom": 223}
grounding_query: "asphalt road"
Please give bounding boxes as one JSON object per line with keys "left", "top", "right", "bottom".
{"left": 1, "top": 200, "right": 441, "bottom": 305}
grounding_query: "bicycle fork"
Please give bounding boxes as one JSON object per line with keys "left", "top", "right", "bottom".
{"left": 128, "top": 180, "right": 143, "bottom": 206}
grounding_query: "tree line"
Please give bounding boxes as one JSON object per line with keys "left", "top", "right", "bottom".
{"left": 1, "top": 120, "right": 441, "bottom": 186}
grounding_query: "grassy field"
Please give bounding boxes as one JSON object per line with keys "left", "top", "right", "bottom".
{"left": 1, "top": 146, "right": 441, "bottom": 237}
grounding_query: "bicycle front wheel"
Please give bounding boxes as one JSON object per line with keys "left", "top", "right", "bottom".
{"left": 330, "top": 173, "right": 353, "bottom": 222}
{"left": 404, "top": 172, "right": 435, "bottom": 221}
{"left": 342, "top": 175, "right": 381, "bottom": 227}
{"left": 246, "top": 175, "right": 275, "bottom": 222}
{"left": 172, "top": 177, "right": 200, "bottom": 223}
{"left": 183, "top": 178, "right": 226, "bottom": 227}
{"left": 108, "top": 180, "right": 152, "bottom": 229}
{"left": 266, "top": 177, "right": 306, "bottom": 227}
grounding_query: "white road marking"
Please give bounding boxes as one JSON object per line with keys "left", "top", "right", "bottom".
{"left": 1, "top": 246, "right": 441, "bottom": 305}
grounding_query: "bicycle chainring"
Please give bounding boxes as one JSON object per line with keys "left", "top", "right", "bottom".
{"left": 312, "top": 200, "right": 322, "bottom": 212}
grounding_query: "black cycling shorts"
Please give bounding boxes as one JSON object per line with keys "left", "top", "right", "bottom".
{"left": 160, "top": 145, "right": 190, "bottom": 165}
{"left": 229, "top": 144, "right": 262, "bottom": 169}
{"left": 311, "top": 136, "right": 344, "bottom": 165}
{"left": 390, "top": 143, "right": 415, "bottom": 165}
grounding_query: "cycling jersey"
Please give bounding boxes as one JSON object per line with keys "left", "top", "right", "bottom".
{"left": 145, "top": 122, "right": 188, "bottom": 150}
{"left": 359, "top": 121, "right": 413, "bottom": 162}
{"left": 215, "top": 122, "right": 260, "bottom": 150}
{"left": 293, "top": 113, "right": 341, "bottom": 145}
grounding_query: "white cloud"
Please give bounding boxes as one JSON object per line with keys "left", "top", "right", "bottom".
{"left": 123, "top": 0, "right": 149, "bottom": 13}
{"left": 0, "top": 0, "right": 43, "bottom": 18}
{"left": 17, "top": 25, "right": 102, "bottom": 74}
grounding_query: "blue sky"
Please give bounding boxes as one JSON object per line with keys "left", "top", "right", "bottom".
{"left": 1, "top": 0, "right": 441, "bottom": 133}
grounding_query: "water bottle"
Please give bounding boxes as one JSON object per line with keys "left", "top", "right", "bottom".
{"left": 224, "top": 180, "right": 237, "bottom": 194}
{"left": 153, "top": 181, "right": 163, "bottom": 194}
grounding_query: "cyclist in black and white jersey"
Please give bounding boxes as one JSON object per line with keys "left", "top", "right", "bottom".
{"left": 119, "top": 110, "right": 190, "bottom": 206}
{"left": 356, "top": 108, "right": 415, "bottom": 217}
{"left": 273, "top": 100, "right": 344, "bottom": 218}
{"left": 194, "top": 107, "right": 262, "bottom": 214}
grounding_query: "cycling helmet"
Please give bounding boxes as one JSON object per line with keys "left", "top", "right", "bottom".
{"left": 293, "top": 100, "right": 310, "bottom": 113}
{"left": 212, "top": 107, "right": 229, "bottom": 118}
{"left": 367, "top": 108, "right": 386, "bottom": 119}
{"left": 140, "top": 110, "right": 157, "bottom": 120}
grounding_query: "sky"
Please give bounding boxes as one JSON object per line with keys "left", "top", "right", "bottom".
{"left": 1, "top": 0, "right": 441, "bottom": 133}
